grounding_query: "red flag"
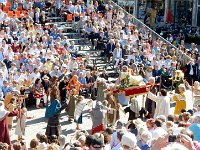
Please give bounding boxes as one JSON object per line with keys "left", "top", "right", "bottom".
{"left": 166, "top": 8, "right": 173, "bottom": 24}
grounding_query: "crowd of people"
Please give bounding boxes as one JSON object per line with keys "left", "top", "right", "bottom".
{"left": 0, "top": 0, "right": 200, "bottom": 150}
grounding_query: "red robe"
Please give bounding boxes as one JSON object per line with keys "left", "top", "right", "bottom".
{"left": 0, "top": 110, "right": 18, "bottom": 145}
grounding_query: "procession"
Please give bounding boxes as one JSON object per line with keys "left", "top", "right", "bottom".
{"left": 0, "top": 0, "right": 200, "bottom": 150}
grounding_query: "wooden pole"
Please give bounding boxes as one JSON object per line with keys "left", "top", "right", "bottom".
{"left": 192, "top": 79, "right": 194, "bottom": 104}
{"left": 159, "top": 75, "right": 162, "bottom": 92}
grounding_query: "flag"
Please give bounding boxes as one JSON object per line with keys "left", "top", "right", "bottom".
{"left": 166, "top": 8, "right": 173, "bottom": 24}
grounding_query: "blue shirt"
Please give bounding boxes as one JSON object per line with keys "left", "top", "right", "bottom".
{"left": 0, "top": 51, "right": 4, "bottom": 61}
{"left": 1, "top": 86, "right": 12, "bottom": 97}
{"left": 78, "top": 77, "right": 86, "bottom": 85}
{"left": 140, "top": 144, "right": 150, "bottom": 150}
{"left": 50, "top": 32, "right": 59, "bottom": 40}
{"left": 118, "top": 93, "right": 129, "bottom": 106}
{"left": 189, "top": 123, "right": 200, "bottom": 141}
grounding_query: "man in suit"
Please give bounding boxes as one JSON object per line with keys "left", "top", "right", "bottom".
{"left": 105, "top": 39, "right": 115, "bottom": 63}
{"left": 195, "top": 55, "right": 200, "bottom": 82}
{"left": 185, "top": 59, "right": 197, "bottom": 85}
{"left": 152, "top": 64, "right": 161, "bottom": 83}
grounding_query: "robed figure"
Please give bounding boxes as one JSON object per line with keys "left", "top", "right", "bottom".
{"left": 91, "top": 101, "right": 105, "bottom": 135}
{"left": 145, "top": 77, "right": 158, "bottom": 118}
{"left": 0, "top": 101, "right": 18, "bottom": 145}
{"left": 45, "top": 99, "right": 67, "bottom": 138}
{"left": 106, "top": 91, "right": 120, "bottom": 126}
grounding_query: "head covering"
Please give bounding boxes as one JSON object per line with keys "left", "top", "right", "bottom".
{"left": 121, "top": 132, "right": 137, "bottom": 148}
{"left": 45, "top": 99, "right": 61, "bottom": 118}
{"left": 95, "top": 101, "right": 102, "bottom": 109}
{"left": 156, "top": 115, "right": 167, "bottom": 122}
{"left": 37, "top": 143, "right": 47, "bottom": 150}
{"left": 178, "top": 84, "right": 186, "bottom": 91}
{"left": 0, "top": 101, "right": 9, "bottom": 121}
{"left": 116, "top": 120, "right": 123, "bottom": 129}
{"left": 130, "top": 98, "right": 140, "bottom": 118}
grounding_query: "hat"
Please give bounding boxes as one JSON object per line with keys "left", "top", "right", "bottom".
{"left": 42, "top": 75, "right": 49, "bottom": 80}
{"left": 121, "top": 132, "right": 137, "bottom": 149}
{"left": 47, "top": 50, "right": 52, "bottom": 53}
{"left": 116, "top": 120, "right": 123, "bottom": 129}
{"left": 133, "top": 118, "right": 145, "bottom": 129}
{"left": 96, "top": 101, "right": 102, "bottom": 108}
{"left": 37, "top": 143, "right": 47, "bottom": 150}
{"left": 178, "top": 84, "right": 185, "bottom": 89}
{"left": 156, "top": 115, "right": 166, "bottom": 122}
{"left": 62, "top": 64, "right": 67, "bottom": 68}
{"left": 54, "top": 66, "right": 59, "bottom": 70}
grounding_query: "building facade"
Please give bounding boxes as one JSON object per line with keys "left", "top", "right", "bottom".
{"left": 121, "top": 0, "right": 199, "bottom": 26}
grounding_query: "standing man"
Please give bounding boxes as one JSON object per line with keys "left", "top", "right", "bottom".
{"left": 55, "top": 0, "right": 62, "bottom": 17}
{"left": 145, "top": 77, "right": 158, "bottom": 118}
{"left": 147, "top": 89, "right": 170, "bottom": 118}
{"left": 185, "top": 59, "right": 197, "bottom": 85}
{"left": 195, "top": 55, "right": 200, "bottom": 82}
{"left": 59, "top": 76, "right": 69, "bottom": 105}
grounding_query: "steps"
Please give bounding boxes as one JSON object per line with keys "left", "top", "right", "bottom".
{"left": 48, "top": 19, "right": 117, "bottom": 81}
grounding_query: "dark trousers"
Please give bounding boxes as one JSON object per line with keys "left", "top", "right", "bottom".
{"left": 188, "top": 74, "right": 195, "bottom": 85}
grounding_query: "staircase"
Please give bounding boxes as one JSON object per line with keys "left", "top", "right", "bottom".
{"left": 46, "top": 0, "right": 192, "bottom": 81}
{"left": 46, "top": 17, "right": 118, "bottom": 82}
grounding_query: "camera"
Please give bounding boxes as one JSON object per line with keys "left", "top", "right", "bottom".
{"left": 168, "top": 135, "right": 179, "bottom": 142}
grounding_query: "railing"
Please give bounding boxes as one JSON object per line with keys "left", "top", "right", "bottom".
{"left": 107, "top": 0, "right": 191, "bottom": 67}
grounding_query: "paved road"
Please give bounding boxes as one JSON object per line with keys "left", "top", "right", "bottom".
{"left": 10, "top": 90, "right": 193, "bottom": 148}
{"left": 10, "top": 105, "right": 93, "bottom": 146}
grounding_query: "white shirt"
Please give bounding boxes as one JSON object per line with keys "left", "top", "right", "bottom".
{"left": 110, "top": 131, "right": 118, "bottom": 149}
{"left": 127, "top": 55, "right": 135, "bottom": 64}
{"left": 116, "top": 49, "right": 121, "bottom": 58}
{"left": 189, "top": 64, "right": 194, "bottom": 75}
{"left": 31, "top": 72, "right": 41, "bottom": 83}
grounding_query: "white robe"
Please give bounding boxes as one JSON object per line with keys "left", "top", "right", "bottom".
{"left": 147, "top": 92, "right": 171, "bottom": 118}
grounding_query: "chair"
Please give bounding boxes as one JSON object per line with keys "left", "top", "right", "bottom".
{"left": 3, "top": 6, "right": 10, "bottom": 12}
{"left": 14, "top": 11, "right": 21, "bottom": 18}
{"left": 6, "top": 2, "right": 11, "bottom": 7}
{"left": 7, "top": 11, "right": 14, "bottom": 18}
{"left": 17, "top": 6, "right": 23, "bottom": 11}
{"left": 67, "top": 14, "right": 73, "bottom": 22}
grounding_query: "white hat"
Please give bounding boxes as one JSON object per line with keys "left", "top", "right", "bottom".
{"left": 37, "top": 143, "right": 47, "bottom": 150}
{"left": 47, "top": 50, "right": 52, "bottom": 53}
{"left": 133, "top": 118, "right": 145, "bottom": 129}
{"left": 121, "top": 132, "right": 137, "bottom": 149}
{"left": 156, "top": 115, "right": 167, "bottom": 122}
{"left": 62, "top": 64, "right": 67, "bottom": 68}
{"left": 54, "top": 66, "right": 59, "bottom": 70}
